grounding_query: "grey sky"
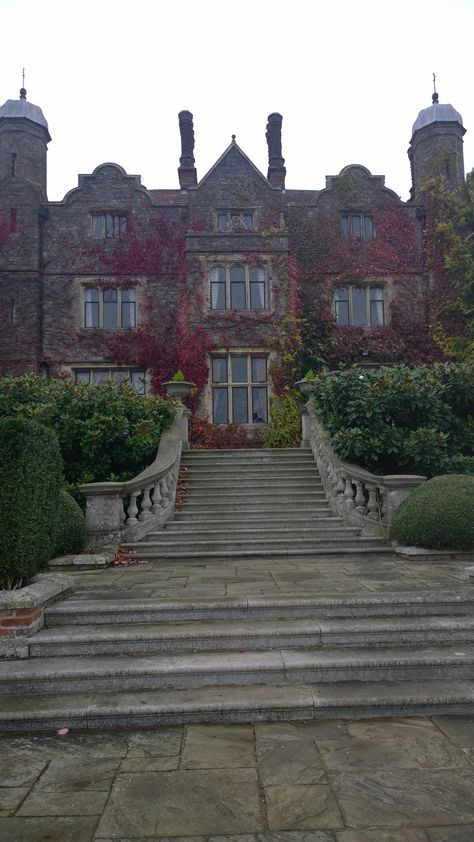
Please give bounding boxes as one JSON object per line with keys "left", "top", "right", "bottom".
{"left": 1, "top": 0, "right": 473, "bottom": 202}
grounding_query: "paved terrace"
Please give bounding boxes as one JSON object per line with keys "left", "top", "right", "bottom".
{"left": 2, "top": 553, "right": 474, "bottom": 840}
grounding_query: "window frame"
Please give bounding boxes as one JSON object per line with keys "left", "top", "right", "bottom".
{"left": 210, "top": 264, "right": 267, "bottom": 312}
{"left": 334, "top": 284, "right": 385, "bottom": 327}
{"left": 91, "top": 212, "right": 128, "bottom": 239}
{"left": 340, "top": 213, "right": 374, "bottom": 241}
{"left": 73, "top": 367, "right": 147, "bottom": 394}
{"left": 83, "top": 286, "right": 137, "bottom": 329}
{"left": 211, "top": 353, "right": 269, "bottom": 425}
{"left": 216, "top": 211, "right": 254, "bottom": 232}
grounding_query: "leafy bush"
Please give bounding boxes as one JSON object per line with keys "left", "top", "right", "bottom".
{"left": 265, "top": 390, "right": 301, "bottom": 448}
{"left": 54, "top": 490, "right": 86, "bottom": 556}
{"left": 190, "top": 418, "right": 264, "bottom": 448}
{"left": 0, "top": 375, "right": 175, "bottom": 494}
{"left": 310, "top": 362, "right": 474, "bottom": 476}
{"left": 171, "top": 370, "right": 186, "bottom": 382}
{"left": 392, "top": 474, "right": 474, "bottom": 550}
{"left": 0, "top": 418, "right": 63, "bottom": 587}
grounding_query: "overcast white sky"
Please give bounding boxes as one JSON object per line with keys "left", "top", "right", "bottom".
{"left": 1, "top": 0, "right": 473, "bottom": 202}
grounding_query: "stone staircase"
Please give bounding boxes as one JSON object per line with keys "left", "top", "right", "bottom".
{"left": 124, "top": 448, "right": 386, "bottom": 559}
{"left": 1, "top": 589, "right": 474, "bottom": 731}
{"left": 1, "top": 446, "right": 474, "bottom": 732}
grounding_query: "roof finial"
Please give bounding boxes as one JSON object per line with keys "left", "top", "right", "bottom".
{"left": 231, "top": 134, "right": 236, "bottom": 144}
{"left": 20, "top": 68, "right": 26, "bottom": 100}
{"left": 432, "top": 72, "right": 439, "bottom": 104}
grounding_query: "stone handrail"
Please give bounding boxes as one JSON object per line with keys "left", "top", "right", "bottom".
{"left": 301, "top": 401, "right": 426, "bottom": 538}
{"left": 79, "top": 403, "right": 191, "bottom": 548}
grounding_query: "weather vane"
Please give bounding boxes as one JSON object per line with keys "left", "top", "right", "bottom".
{"left": 22, "top": 68, "right": 25, "bottom": 88}
{"left": 433, "top": 73, "right": 436, "bottom": 95}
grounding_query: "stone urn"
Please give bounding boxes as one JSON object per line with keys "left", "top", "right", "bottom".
{"left": 162, "top": 380, "right": 194, "bottom": 400}
{"left": 294, "top": 379, "right": 316, "bottom": 397}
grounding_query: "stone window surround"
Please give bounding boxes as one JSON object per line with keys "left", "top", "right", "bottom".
{"left": 91, "top": 211, "right": 128, "bottom": 239}
{"left": 216, "top": 210, "right": 254, "bottom": 232}
{"left": 207, "top": 348, "right": 276, "bottom": 426}
{"left": 340, "top": 212, "right": 374, "bottom": 241}
{"left": 334, "top": 281, "right": 386, "bottom": 327}
{"left": 209, "top": 262, "right": 268, "bottom": 311}
{"left": 82, "top": 284, "right": 138, "bottom": 330}
{"left": 63, "top": 364, "right": 148, "bottom": 394}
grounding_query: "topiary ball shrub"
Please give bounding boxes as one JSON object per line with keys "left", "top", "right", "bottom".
{"left": 0, "top": 417, "right": 63, "bottom": 587}
{"left": 54, "top": 490, "right": 86, "bottom": 556}
{"left": 392, "top": 474, "right": 474, "bottom": 551}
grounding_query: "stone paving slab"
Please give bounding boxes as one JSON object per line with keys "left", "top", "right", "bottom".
{"left": 2, "top": 717, "right": 474, "bottom": 839}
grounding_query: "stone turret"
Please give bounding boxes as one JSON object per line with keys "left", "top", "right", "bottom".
{"left": 408, "top": 91, "right": 466, "bottom": 200}
{"left": 0, "top": 87, "right": 51, "bottom": 195}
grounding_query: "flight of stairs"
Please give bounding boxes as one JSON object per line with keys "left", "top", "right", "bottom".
{"left": 124, "top": 448, "right": 387, "bottom": 560}
{"left": 1, "top": 446, "right": 473, "bottom": 732}
{"left": 1, "top": 590, "right": 474, "bottom": 731}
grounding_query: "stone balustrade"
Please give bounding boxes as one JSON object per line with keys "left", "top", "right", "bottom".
{"left": 80, "top": 403, "right": 190, "bottom": 548}
{"left": 301, "top": 401, "right": 426, "bottom": 538}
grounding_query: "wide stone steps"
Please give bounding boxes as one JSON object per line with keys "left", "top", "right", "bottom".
{"left": 124, "top": 537, "right": 386, "bottom": 558}
{"left": 160, "top": 523, "right": 351, "bottom": 537}
{"left": 4, "top": 645, "right": 474, "bottom": 696}
{"left": 2, "top": 680, "right": 474, "bottom": 732}
{"left": 28, "top": 615, "right": 474, "bottom": 658}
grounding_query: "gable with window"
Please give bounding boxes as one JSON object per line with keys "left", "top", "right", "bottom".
{"left": 210, "top": 265, "right": 266, "bottom": 311}
{"left": 91, "top": 212, "right": 127, "bottom": 239}
{"left": 340, "top": 213, "right": 373, "bottom": 241}
{"left": 84, "top": 287, "right": 136, "bottom": 329}
{"left": 334, "top": 285, "right": 384, "bottom": 326}
{"left": 211, "top": 354, "right": 268, "bottom": 424}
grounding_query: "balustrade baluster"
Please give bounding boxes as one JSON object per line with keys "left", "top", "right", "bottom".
{"left": 354, "top": 480, "right": 367, "bottom": 514}
{"left": 151, "top": 483, "right": 162, "bottom": 514}
{"left": 139, "top": 485, "right": 153, "bottom": 521}
{"left": 366, "top": 484, "right": 379, "bottom": 520}
{"left": 126, "top": 491, "right": 139, "bottom": 525}
{"left": 343, "top": 475, "right": 356, "bottom": 510}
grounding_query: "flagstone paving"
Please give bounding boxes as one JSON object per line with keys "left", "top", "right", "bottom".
{"left": 1, "top": 717, "right": 474, "bottom": 841}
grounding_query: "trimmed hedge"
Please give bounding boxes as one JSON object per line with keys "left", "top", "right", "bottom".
{"left": 54, "top": 490, "right": 86, "bottom": 556}
{"left": 392, "top": 474, "right": 474, "bottom": 550}
{"left": 0, "top": 417, "right": 63, "bottom": 587}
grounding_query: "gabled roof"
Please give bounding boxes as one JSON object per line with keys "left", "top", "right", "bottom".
{"left": 197, "top": 139, "right": 270, "bottom": 188}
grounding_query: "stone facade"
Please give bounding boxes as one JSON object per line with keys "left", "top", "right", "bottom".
{"left": 0, "top": 89, "right": 467, "bottom": 424}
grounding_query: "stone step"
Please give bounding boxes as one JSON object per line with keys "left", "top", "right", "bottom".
{"left": 161, "top": 523, "right": 348, "bottom": 536}
{"left": 120, "top": 544, "right": 387, "bottom": 560}
{"left": 30, "top": 615, "right": 474, "bottom": 658}
{"left": 3, "top": 645, "right": 474, "bottom": 695}
{"left": 183, "top": 465, "right": 319, "bottom": 476}
{"left": 45, "top": 593, "right": 474, "bottom": 626}
{"left": 176, "top": 503, "right": 332, "bottom": 515}
{"left": 2, "top": 679, "right": 473, "bottom": 732}
{"left": 172, "top": 514, "right": 339, "bottom": 526}
{"left": 186, "top": 477, "right": 324, "bottom": 489}
{"left": 182, "top": 448, "right": 313, "bottom": 459}
{"left": 126, "top": 537, "right": 383, "bottom": 555}
{"left": 182, "top": 489, "right": 327, "bottom": 500}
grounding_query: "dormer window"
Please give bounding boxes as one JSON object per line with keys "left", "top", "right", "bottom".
{"left": 92, "top": 213, "right": 127, "bottom": 239}
{"left": 217, "top": 212, "right": 253, "bottom": 232}
{"left": 341, "top": 214, "right": 373, "bottom": 241}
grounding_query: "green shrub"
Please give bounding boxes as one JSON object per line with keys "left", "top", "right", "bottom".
{"left": 54, "top": 490, "right": 86, "bottom": 556}
{"left": 171, "top": 370, "right": 186, "bottom": 382}
{"left": 392, "top": 474, "right": 474, "bottom": 550}
{"left": 310, "top": 362, "right": 474, "bottom": 476}
{"left": 0, "top": 418, "right": 63, "bottom": 587}
{"left": 0, "top": 375, "right": 175, "bottom": 495}
{"left": 265, "top": 390, "right": 301, "bottom": 448}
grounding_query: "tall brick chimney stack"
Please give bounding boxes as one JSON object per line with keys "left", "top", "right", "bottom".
{"left": 178, "top": 110, "right": 197, "bottom": 189}
{"left": 266, "top": 113, "right": 286, "bottom": 189}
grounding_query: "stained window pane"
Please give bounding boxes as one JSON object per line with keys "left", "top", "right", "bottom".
{"left": 84, "top": 288, "right": 99, "bottom": 328}
{"left": 252, "top": 387, "right": 268, "bottom": 423}
{"left": 370, "top": 286, "right": 384, "bottom": 326}
{"left": 242, "top": 214, "right": 253, "bottom": 230}
{"left": 213, "top": 387, "right": 228, "bottom": 424}
{"left": 112, "top": 370, "right": 128, "bottom": 384}
{"left": 232, "top": 387, "right": 248, "bottom": 423}
{"left": 211, "top": 282, "right": 226, "bottom": 309}
{"left": 106, "top": 214, "right": 115, "bottom": 238}
{"left": 230, "top": 281, "right": 246, "bottom": 309}
{"left": 250, "top": 267, "right": 266, "bottom": 309}
{"left": 230, "top": 266, "right": 245, "bottom": 284}
{"left": 212, "top": 357, "right": 228, "bottom": 383}
{"left": 364, "top": 215, "right": 373, "bottom": 240}
{"left": 217, "top": 214, "right": 228, "bottom": 231}
{"left": 352, "top": 287, "right": 367, "bottom": 326}
{"left": 131, "top": 371, "right": 146, "bottom": 394}
{"left": 92, "top": 371, "right": 109, "bottom": 385}
{"left": 231, "top": 214, "right": 240, "bottom": 230}
{"left": 351, "top": 215, "right": 361, "bottom": 238}
{"left": 75, "top": 371, "right": 90, "bottom": 385}
{"left": 92, "top": 216, "right": 103, "bottom": 239}
{"left": 121, "top": 288, "right": 136, "bottom": 328}
{"left": 231, "top": 356, "right": 248, "bottom": 383}
{"left": 103, "top": 288, "right": 118, "bottom": 329}
{"left": 335, "top": 287, "right": 349, "bottom": 326}
{"left": 251, "top": 357, "right": 267, "bottom": 383}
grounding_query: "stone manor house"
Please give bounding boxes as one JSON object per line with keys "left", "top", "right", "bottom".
{"left": 0, "top": 87, "right": 467, "bottom": 425}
